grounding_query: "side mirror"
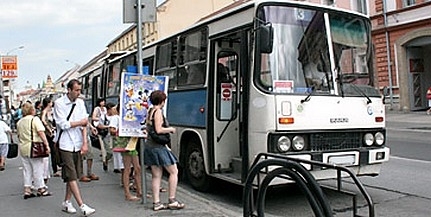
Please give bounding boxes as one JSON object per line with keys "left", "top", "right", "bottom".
{"left": 382, "top": 86, "right": 389, "bottom": 104}
{"left": 258, "top": 24, "right": 273, "bottom": 54}
{"left": 382, "top": 86, "right": 389, "bottom": 96}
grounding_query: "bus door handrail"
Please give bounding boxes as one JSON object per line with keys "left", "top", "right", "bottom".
{"left": 243, "top": 152, "right": 375, "bottom": 217}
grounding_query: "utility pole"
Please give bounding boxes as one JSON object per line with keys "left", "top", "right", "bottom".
{"left": 123, "top": 0, "right": 157, "bottom": 204}
{"left": 137, "top": 0, "right": 143, "bottom": 75}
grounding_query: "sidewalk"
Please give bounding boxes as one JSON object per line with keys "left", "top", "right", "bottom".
{"left": 0, "top": 153, "right": 241, "bottom": 217}
{"left": 385, "top": 107, "right": 431, "bottom": 131}
{"left": 0, "top": 108, "right": 425, "bottom": 217}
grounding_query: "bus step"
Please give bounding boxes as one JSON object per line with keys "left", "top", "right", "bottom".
{"left": 231, "top": 157, "right": 242, "bottom": 173}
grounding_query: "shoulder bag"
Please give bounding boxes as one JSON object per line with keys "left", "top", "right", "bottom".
{"left": 30, "top": 117, "right": 49, "bottom": 158}
{"left": 147, "top": 109, "right": 170, "bottom": 145}
{"left": 7, "top": 134, "right": 18, "bottom": 159}
{"left": 97, "top": 113, "right": 109, "bottom": 137}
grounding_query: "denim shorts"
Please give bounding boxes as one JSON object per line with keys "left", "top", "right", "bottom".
{"left": 144, "top": 145, "right": 177, "bottom": 167}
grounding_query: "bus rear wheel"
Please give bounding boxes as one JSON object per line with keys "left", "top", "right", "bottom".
{"left": 186, "top": 143, "right": 211, "bottom": 192}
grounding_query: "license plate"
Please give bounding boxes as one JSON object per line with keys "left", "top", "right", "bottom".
{"left": 328, "top": 155, "right": 356, "bottom": 166}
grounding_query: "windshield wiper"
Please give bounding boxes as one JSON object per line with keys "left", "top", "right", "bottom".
{"left": 300, "top": 86, "right": 315, "bottom": 103}
{"left": 338, "top": 73, "right": 372, "bottom": 104}
{"left": 349, "top": 83, "right": 372, "bottom": 104}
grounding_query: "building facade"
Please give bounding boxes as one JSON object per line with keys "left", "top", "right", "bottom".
{"left": 107, "top": 0, "right": 235, "bottom": 53}
{"left": 370, "top": 0, "right": 431, "bottom": 111}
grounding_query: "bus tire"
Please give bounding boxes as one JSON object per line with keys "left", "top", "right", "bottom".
{"left": 186, "top": 142, "right": 211, "bottom": 192}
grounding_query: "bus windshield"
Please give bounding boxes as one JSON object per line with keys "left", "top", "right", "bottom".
{"left": 257, "top": 5, "right": 379, "bottom": 97}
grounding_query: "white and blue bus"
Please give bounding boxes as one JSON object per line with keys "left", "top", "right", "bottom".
{"left": 81, "top": 0, "right": 390, "bottom": 191}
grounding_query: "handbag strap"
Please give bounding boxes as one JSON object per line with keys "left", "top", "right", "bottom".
{"left": 150, "top": 108, "right": 158, "bottom": 127}
{"left": 56, "top": 103, "right": 76, "bottom": 143}
{"left": 30, "top": 117, "right": 35, "bottom": 142}
{"left": 30, "top": 117, "right": 42, "bottom": 142}
{"left": 151, "top": 108, "right": 167, "bottom": 128}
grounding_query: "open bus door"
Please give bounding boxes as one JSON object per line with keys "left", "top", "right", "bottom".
{"left": 213, "top": 46, "right": 242, "bottom": 180}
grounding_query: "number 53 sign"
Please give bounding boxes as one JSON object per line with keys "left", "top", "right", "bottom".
{"left": 1, "top": 56, "right": 18, "bottom": 78}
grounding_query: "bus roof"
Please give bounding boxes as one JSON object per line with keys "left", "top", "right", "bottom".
{"left": 143, "top": 0, "right": 368, "bottom": 49}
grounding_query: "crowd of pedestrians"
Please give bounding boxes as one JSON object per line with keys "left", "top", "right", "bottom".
{"left": 0, "top": 79, "right": 184, "bottom": 216}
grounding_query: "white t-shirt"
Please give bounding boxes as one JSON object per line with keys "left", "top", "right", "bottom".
{"left": 93, "top": 106, "right": 107, "bottom": 127}
{"left": 108, "top": 115, "right": 119, "bottom": 131}
{"left": 0, "top": 120, "right": 11, "bottom": 144}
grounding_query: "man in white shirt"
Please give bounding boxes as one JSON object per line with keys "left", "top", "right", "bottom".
{"left": 53, "top": 79, "right": 95, "bottom": 216}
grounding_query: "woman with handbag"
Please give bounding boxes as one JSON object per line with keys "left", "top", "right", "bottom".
{"left": 16, "top": 102, "right": 51, "bottom": 199}
{"left": 40, "top": 97, "right": 60, "bottom": 177}
{"left": 91, "top": 98, "right": 111, "bottom": 171}
{"left": 144, "top": 90, "right": 184, "bottom": 211}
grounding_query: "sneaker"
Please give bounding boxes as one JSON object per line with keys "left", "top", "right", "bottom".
{"left": 80, "top": 204, "right": 95, "bottom": 216}
{"left": 62, "top": 200, "right": 77, "bottom": 214}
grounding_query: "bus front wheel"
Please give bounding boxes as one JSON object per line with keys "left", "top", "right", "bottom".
{"left": 186, "top": 143, "right": 211, "bottom": 192}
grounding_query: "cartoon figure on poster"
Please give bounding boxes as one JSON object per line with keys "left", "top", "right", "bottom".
{"left": 119, "top": 72, "right": 169, "bottom": 137}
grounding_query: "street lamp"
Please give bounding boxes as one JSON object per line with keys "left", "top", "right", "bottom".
{"left": 6, "top": 45, "right": 25, "bottom": 55}
{"left": 65, "top": 59, "right": 80, "bottom": 67}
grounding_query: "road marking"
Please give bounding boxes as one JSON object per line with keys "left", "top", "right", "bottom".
{"left": 390, "top": 156, "right": 431, "bottom": 164}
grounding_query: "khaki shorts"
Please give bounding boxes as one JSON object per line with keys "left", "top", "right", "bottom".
{"left": 60, "top": 150, "right": 82, "bottom": 182}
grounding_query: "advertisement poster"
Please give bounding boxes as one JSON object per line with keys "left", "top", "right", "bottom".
{"left": 119, "top": 72, "right": 169, "bottom": 137}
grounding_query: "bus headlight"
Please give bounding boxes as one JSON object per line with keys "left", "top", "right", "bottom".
{"left": 374, "top": 132, "right": 384, "bottom": 146}
{"left": 292, "top": 136, "right": 305, "bottom": 151}
{"left": 363, "top": 133, "right": 374, "bottom": 146}
{"left": 277, "top": 136, "right": 291, "bottom": 152}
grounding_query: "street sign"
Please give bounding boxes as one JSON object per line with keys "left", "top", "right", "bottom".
{"left": 123, "top": 0, "right": 156, "bottom": 23}
{"left": 1, "top": 55, "right": 18, "bottom": 78}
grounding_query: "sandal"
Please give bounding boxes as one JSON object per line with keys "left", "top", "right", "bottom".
{"left": 125, "top": 195, "right": 140, "bottom": 202}
{"left": 129, "top": 185, "right": 137, "bottom": 192}
{"left": 37, "top": 188, "right": 52, "bottom": 197}
{"left": 23, "top": 191, "right": 36, "bottom": 200}
{"left": 167, "top": 198, "right": 185, "bottom": 210}
{"left": 153, "top": 201, "right": 166, "bottom": 211}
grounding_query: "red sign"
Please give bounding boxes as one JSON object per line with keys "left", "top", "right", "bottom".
{"left": 1, "top": 56, "right": 18, "bottom": 78}
{"left": 221, "top": 83, "right": 232, "bottom": 101}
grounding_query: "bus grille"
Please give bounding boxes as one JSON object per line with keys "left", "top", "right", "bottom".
{"left": 310, "top": 132, "right": 362, "bottom": 151}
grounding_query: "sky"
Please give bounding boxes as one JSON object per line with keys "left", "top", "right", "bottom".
{"left": 0, "top": 0, "right": 152, "bottom": 93}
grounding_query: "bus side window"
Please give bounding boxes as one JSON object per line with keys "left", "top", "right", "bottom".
{"left": 186, "top": 64, "right": 205, "bottom": 85}
{"left": 177, "top": 66, "right": 188, "bottom": 85}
